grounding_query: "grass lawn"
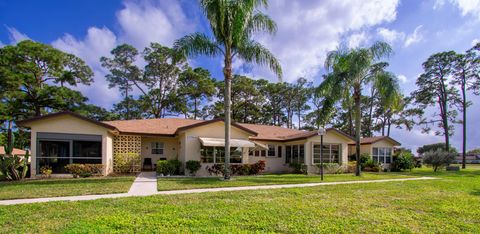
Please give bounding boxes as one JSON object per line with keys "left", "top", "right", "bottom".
{"left": 1, "top": 166, "right": 479, "bottom": 232}
{"left": 157, "top": 173, "right": 416, "bottom": 191}
{"left": 0, "top": 176, "right": 135, "bottom": 200}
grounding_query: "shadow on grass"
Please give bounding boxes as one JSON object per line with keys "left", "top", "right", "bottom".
{"left": 0, "top": 176, "right": 134, "bottom": 187}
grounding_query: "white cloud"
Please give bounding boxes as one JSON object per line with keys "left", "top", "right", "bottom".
{"left": 52, "top": 27, "right": 119, "bottom": 107}
{"left": 347, "top": 31, "right": 369, "bottom": 48}
{"left": 435, "top": 0, "right": 480, "bottom": 20}
{"left": 49, "top": 0, "right": 196, "bottom": 108}
{"left": 6, "top": 26, "right": 30, "bottom": 43}
{"left": 377, "top": 27, "right": 405, "bottom": 44}
{"left": 404, "top": 25, "right": 423, "bottom": 47}
{"left": 397, "top": 74, "right": 408, "bottom": 83}
{"left": 472, "top": 38, "right": 480, "bottom": 46}
{"left": 117, "top": 0, "right": 194, "bottom": 48}
{"left": 247, "top": 0, "right": 400, "bottom": 82}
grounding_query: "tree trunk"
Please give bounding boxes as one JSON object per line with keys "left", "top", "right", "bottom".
{"left": 354, "top": 85, "right": 362, "bottom": 176}
{"left": 462, "top": 83, "right": 467, "bottom": 169}
{"left": 193, "top": 97, "right": 198, "bottom": 120}
{"left": 125, "top": 85, "right": 130, "bottom": 120}
{"left": 223, "top": 53, "right": 232, "bottom": 180}
{"left": 443, "top": 100, "right": 450, "bottom": 153}
{"left": 298, "top": 108, "right": 301, "bottom": 129}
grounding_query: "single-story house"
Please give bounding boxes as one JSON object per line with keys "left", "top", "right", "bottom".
{"left": 348, "top": 136, "right": 401, "bottom": 165}
{"left": 0, "top": 146, "right": 26, "bottom": 156}
{"left": 17, "top": 111, "right": 399, "bottom": 177}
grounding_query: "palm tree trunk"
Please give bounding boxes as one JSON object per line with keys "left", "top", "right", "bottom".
{"left": 354, "top": 86, "right": 361, "bottom": 176}
{"left": 223, "top": 54, "right": 232, "bottom": 180}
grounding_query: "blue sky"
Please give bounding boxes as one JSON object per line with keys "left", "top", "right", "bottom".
{"left": 1, "top": 0, "right": 480, "bottom": 152}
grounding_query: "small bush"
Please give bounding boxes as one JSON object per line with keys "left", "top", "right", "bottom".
{"left": 289, "top": 163, "right": 307, "bottom": 174}
{"left": 362, "top": 159, "right": 381, "bottom": 172}
{"left": 423, "top": 149, "right": 455, "bottom": 172}
{"left": 206, "top": 164, "right": 225, "bottom": 176}
{"left": 157, "top": 160, "right": 182, "bottom": 176}
{"left": 359, "top": 153, "right": 371, "bottom": 170}
{"left": 206, "top": 161, "right": 266, "bottom": 176}
{"left": 40, "top": 166, "right": 52, "bottom": 178}
{"left": 113, "top": 153, "right": 141, "bottom": 173}
{"left": 316, "top": 163, "right": 343, "bottom": 174}
{"left": 391, "top": 151, "right": 415, "bottom": 172}
{"left": 185, "top": 160, "right": 201, "bottom": 176}
{"left": 65, "top": 164, "right": 103, "bottom": 178}
{"left": 250, "top": 160, "right": 266, "bottom": 175}
{"left": 346, "top": 161, "right": 357, "bottom": 173}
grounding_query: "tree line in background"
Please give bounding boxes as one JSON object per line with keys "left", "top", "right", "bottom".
{"left": 1, "top": 40, "right": 480, "bottom": 166}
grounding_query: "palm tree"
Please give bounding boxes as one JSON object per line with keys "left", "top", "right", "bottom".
{"left": 174, "top": 0, "right": 282, "bottom": 180}
{"left": 319, "top": 41, "right": 398, "bottom": 176}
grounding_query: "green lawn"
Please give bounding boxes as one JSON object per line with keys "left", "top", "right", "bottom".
{"left": 1, "top": 166, "right": 479, "bottom": 232}
{"left": 0, "top": 176, "right": 135, "bottom": 200}
{"left": 157, "top": 173, "right": 415, "bottom": 191}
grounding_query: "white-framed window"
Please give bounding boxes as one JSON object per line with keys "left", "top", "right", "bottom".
{"left": 151, "top": 142, "right": 164, "bottom": 155}
{"left": 313, "top": 144, "right": 341, "bottom": 164}
{"left": 285, "top": 144, "right": 305, "bottom": 164}
{"left": 200, "top": 146, "right": 243, "bottom": 163}
{"left": 372, "top": 147, "right": 392, "bottom": 164}
{"left": 267, "top": 144, "right": 276, "bottom": 157}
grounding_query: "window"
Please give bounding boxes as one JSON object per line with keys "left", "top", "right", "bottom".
{"left": 285, "top": 144, "right": 305, "bottom": 164}
{"left": 313, "top": 144, "right": 341, "bottom": 164}
{"left": 267, "top": 145, "right": 276, "bottom": 157}
{"left": 372, "top": 147, "right": 392, "bottom": 164}
{"left": 260, "top": 150, "right": 266, "bottom": 157}
{"left": 277, "top": 146, "right": 282, "bottom": 158}
{"left": 38, "top": 138, "right": 102, "bottom": 174}
{"left": 151, "top": 142, "right": 164, "bottom": 155}
{"left": 200, "top": 146, "right": 243, "bottom": 163}
{"left": 285, "top": 146, "right": 292, "bottom": 163}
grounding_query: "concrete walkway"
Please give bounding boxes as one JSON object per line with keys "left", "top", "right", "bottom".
{"left": 0, "top": 176, "right": 435, "bottom": 206}
{"left": 128, "top": 171, "right": 158, "bottom": 195}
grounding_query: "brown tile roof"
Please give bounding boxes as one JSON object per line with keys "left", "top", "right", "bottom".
{"left": 17, "top": 111, "right": 117, "bottom": 130}
{"left": 0, "top": 147, "right": 26, "bottom": 155}
{"left": 348, "top": 136, "right": 401, "bottom": 146}
{"left": 104, "top": 118, "right": 204, "bottom": 136}
{"left": 16, "top": 111, "right": 356, "bottom": 142}
{"left": 238, "top": 123, "right": 306, "bottom": 141}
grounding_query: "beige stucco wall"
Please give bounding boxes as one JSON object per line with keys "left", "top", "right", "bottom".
{"left": 141, "top": 136, "right": 179, "bottom": 163}
{"left": 304, "top": 132, "right": 351, "bottom": 174}
{"left": 348, "top": 144, "right": 373, "bottom": 156}
{"left": 248, "top": 141, "right": 290, "bottom": 173}
{"left": 180, "top": 122, "right": 253, "bottom": 176}
{"left": 25, "top": 115, "right": 114, "bottom": 176}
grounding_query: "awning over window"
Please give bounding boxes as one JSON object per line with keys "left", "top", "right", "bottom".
{"left": 252, "top": 141, "right": 268, "bottom": 151}
{"left": 198, "top": 137, "right": 256, "bottom": 148}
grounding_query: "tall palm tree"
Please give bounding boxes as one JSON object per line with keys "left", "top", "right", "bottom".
{"left": 319, "top": 41, "right": 398, "bottom": 176}
{"left": 174, "top": 0, "right": 282, "bottom": 180}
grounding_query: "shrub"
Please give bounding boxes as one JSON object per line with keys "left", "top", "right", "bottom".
{"left": 359, "top": 153, "right": 371, "bottom": 170}
{"left": 391, "top": 151, "right": 415, "bottom": 172}
{"left": 316, "top": 163, "right": 343, "bottom": 174}
{"left": 289, "top": 163, "right": 307, "bottom": 174}
{"left": 185, "top": 160, "right": 201, "bottom": 176}
{"left": 206, "top": 161, "right": 266, "bottom": 176}
{"left": 113, "top": 153, "right": 141, "bottom": 173}
{"left": 250, "top": 160, "right": 266, "bottom": 175}
{"left": 423, "top": 149, "right": 455, "bottom": 172}
{"left": 40, "top": 166, "right": 52, "bottom": 178}
{"left": 65, "top": 164, "right": 103, "bottom": 178}
{"left": 346, "top": 161, "right": 357, "bottom": 173}
{"left": 206, "top": 163, "right": 224, "bottom": 176}
{"left": 362, "top": 159, "right": 381, "bottom": 172}
{"left": 417, "top": 143, "right": 457, "bottom": 155}
{"left": 156, "top": 160, "right": 182, "bottom": 176}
